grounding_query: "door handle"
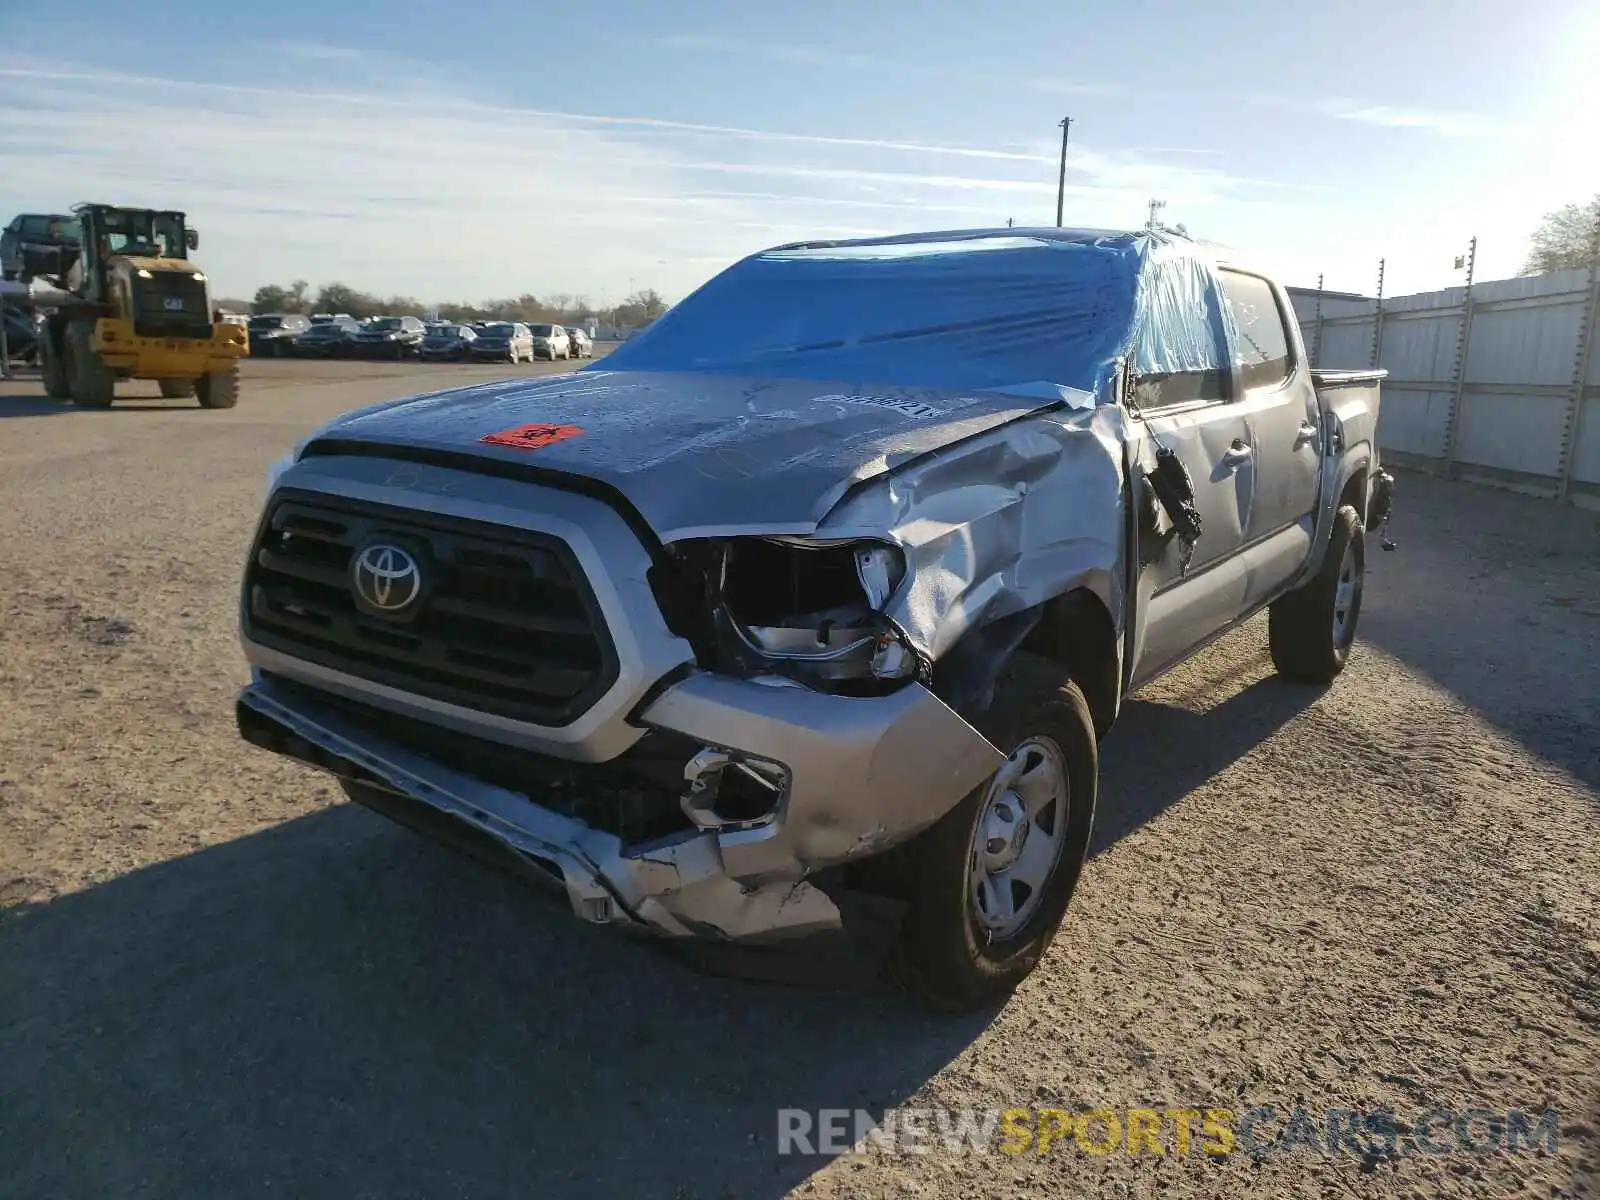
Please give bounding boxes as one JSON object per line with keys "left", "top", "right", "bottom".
{"left": 1221, "top": 440, "right": 1253, "bottom": 468}
{"left": 1295, "top": 422, "right": 1319, "bottom": 446}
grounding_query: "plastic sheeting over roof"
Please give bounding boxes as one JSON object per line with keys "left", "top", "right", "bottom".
{"left": 600, "top": 228, "right": 1239, "bottom": 403}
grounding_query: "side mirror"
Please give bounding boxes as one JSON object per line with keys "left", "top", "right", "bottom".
{"left": 185, "top": 228, "right": 200, "bottom": 251}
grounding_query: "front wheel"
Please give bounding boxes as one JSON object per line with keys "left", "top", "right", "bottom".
{"left": 1268, "top": 504, "right": 1364, "bottom": 684}
{"left": 39, "top": 324, "right": 69, "bottom": 399}
{"left": 65, "top": 320, "right": 115, "bottom": 407}
{"left": 195, "top": 365, "right": 240, "bottom": 409}
{"left": 891, "top": 654, "right": 1097, "bottom": 1012}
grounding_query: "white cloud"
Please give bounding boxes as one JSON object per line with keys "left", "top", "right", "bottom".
{"left": 1247, "top": 93, "right": 1506, "bottom": 139}
{"left": 0, "top": 58, "right": 1314, "bottom": 302}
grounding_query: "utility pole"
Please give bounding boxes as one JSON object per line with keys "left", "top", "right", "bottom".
{"left": 1146, "top": 198, "right": 1167, "bottom": 230}
{"left": 1055, "top": 117, "right": 1073, "bottom": 228}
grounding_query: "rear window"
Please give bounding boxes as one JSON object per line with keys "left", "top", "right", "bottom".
{"left": 20, "top": 216, "right": 77, "bottom": 241}
{"left": 528, "top": 324, "right": 554, "bottom": 336}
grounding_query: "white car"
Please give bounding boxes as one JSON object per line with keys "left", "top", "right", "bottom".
{"left": 567, "top": 328, "right": 594, "bottom": 359}
{"left": 528, "top": 323, "right": 571, "bottom": 360}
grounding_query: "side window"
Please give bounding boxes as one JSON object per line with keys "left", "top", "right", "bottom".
{"left": 1218, "top": 270, "right": 1293, "bottom": 390}
{"left": 20, "top": 217, "right": 47, "bottom": 239}
{"left": 1131, "top": 366, "right": 1227, "bottom": 410}
{"left": 1129, "top": 268, "right": 1232, "bottom": 411}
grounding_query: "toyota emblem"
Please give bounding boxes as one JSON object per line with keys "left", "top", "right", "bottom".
{"left": 351, "top": 543, "right": 423, "bottom": 615}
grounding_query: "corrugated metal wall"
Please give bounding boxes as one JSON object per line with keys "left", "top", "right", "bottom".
{"left": 1289, "top": 268, "right": 1600, "bottom": 508}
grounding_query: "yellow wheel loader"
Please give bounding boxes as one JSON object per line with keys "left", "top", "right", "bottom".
{"left": 35, "top": 204, "right": 247, "bottom": 408}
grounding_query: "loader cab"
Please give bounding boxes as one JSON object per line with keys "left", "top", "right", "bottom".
{"left": 72, "top": 204, "right": 213, "bottom": 340}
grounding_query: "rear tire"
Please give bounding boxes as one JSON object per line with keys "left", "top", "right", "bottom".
{"left": 891, "top": 653, "right": 1097, "bottom": 1013}
{"left": 65, "top": 320, "right": 115, "bottom": 407}
{"left": 158, "top": 378, "right": 196, "bottom": 399}
{"left": 195, "top": 365, "right": 240, "bottom": 409}
{"left": 1268, "top": 504, "right": 1364, "bottom": 684}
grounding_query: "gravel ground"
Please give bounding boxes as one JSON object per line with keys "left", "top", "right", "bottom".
{"left": 0, "top": 360, "right": 1596, "bottom": 1200}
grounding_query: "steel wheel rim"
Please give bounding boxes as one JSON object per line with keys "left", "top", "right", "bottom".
{"left": 966, "top": 736, "right": 1069, "bottom": 940}
{"left": 1332, "top": 540, "right": 1361, "bottom": 649}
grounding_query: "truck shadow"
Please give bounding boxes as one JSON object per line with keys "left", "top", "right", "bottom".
{"left": 0, "top": 667, "right": 1322, "bottom": 1200}
{"left": 0, "top": 806, "right": 984, "bottom": 1200}
{"left": 1094, "top": 673, "right": 1320, "bottom": 853}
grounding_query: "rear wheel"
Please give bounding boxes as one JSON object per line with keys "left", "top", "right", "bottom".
{"left": 195, "top": 365, "right": 240, "bottom": 409}
{"left": 65, "top": 320, "right": 115, "bottom": 407}
{"left": 891, "top": 653, "right": 1098, "bottom": 1012}
{"left": 158, "top": 378, "right": 196, "bottom": 399}
{"left": 1268, "top": 505, "right": 1364, "bottom": 684}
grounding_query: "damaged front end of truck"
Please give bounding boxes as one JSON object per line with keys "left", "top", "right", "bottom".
{"left": 236, "top": 228, "right": 1229, "bottom": 957}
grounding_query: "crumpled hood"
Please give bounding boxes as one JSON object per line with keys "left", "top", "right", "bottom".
{"left": 302, "top": 368, "right": 1067, "bottom": 541}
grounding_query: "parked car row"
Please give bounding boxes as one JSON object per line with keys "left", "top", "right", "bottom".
{"left": 246, "top": 313, "right": 594, "bottom": 362}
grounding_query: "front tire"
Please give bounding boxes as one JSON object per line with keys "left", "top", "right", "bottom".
{"left": 195, "top": 365, "right": 240, "bottom": 409}
{"left": 65, "top": 320, "right": 115, "bottom": 407}
{"left": 39, "top": 322, "right": 69, "bottom": 399}
{"left": 1268, "top": 504, "right": 1364, "bottom": 684}
{"left": 891, "top": 654, "right": 1097, "bottom": 1013}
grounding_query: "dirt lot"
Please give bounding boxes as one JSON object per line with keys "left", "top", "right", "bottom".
{"left": 1, "top": 359, "right": 1596, "bottom": 1200}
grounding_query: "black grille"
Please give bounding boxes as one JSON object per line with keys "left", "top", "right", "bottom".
{"left": 131, "top": 272, "right": 212, "bottom": 339}
{"left": 242, "top": 490, "right": 619, "bottom": 726}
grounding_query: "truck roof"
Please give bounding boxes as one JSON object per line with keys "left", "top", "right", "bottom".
{"left": 601, "top": 226, "right": 1248, "bottom": 398}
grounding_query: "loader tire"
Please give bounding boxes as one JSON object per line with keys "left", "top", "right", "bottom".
{"left": 39, "top": 324, "right": 70, "bottom": 399}
{"left": 195, "top": 365, "right": 239, "bottom": 409}
{"left": 159, "top": 378, "right": 196, "bottom": 399}
{"left": 66, "top": 320, "right": 115, "bottom": 407}
{"left": 1269, "top": 504, "right": 1364, "bottom": 684}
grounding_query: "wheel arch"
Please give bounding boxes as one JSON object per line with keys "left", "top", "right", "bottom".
{"left": 1017, "top": 587, "right": 1121, "bottom": 738}
{"left": 932, "top": 586, "right": 1122, "bottom": 741}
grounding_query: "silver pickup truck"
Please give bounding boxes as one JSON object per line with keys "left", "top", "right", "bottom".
{"left": 236, "top": 228, "right": 1390, "bottom": 1011}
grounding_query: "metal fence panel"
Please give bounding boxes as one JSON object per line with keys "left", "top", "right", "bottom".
{"left": 1455, "top": 390, "right": 1571, "bottom": 478}
{"left": 1379, "top": 388, "right": 1451, "bottom": 458}
{"left": 1293, "top": 262, "right": 1599, "bottom": 504}
{"left": 1319, "top": 320, "right": 1376, "bottom": 369}
{"left": 1377, "top": 312, "right": 1458, "bottom": 383}
{"left": 1567, "top": 397, "right": 1600, "bottom": 486}
{"left": 1465, "top": 301, "right": 1587, "bottom": 387}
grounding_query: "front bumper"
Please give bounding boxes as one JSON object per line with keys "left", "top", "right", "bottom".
{"left": 93, "top": 318, "right": 249, "bottom": 373}
{"left": 469, "top": 346, "right": 515, "bottom": 360}
{"left": 237, "top": 670, "right": 1000, "bottom": 944}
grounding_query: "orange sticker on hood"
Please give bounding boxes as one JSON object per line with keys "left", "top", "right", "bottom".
{"left": 480, "top": 423, "right": 584, "bottom": 451}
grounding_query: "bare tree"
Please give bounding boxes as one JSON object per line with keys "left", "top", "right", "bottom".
{"left": 1522, "top": 193, "right": 1600, "bottom": 275}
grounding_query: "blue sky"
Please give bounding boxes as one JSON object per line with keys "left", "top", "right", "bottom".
{"left": 1, "top": 0, "right": 1595, "bottom": 304}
